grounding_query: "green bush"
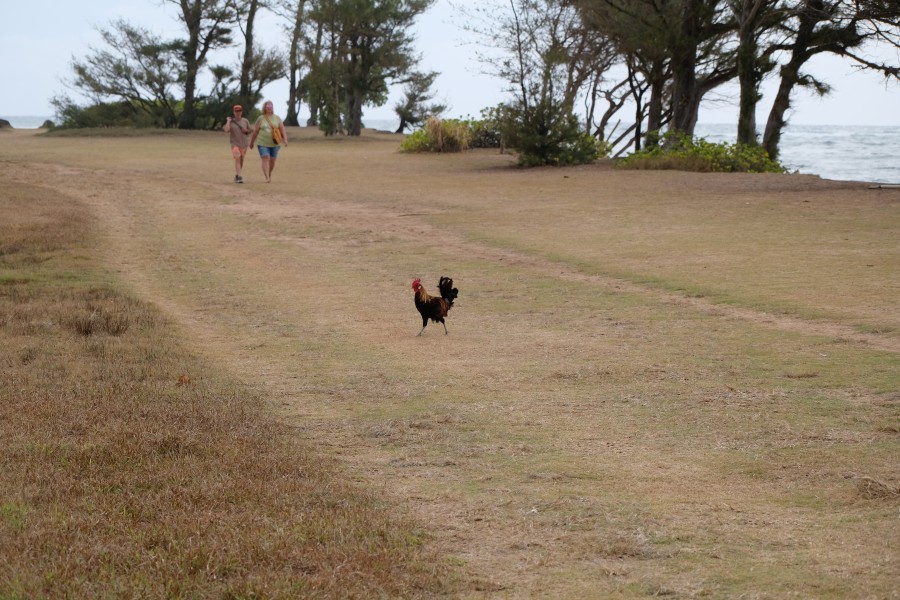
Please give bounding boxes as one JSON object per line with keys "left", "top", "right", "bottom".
{"left": 400, "top": 109, "right": 503, "bottom": 153}
{"left": 618, "top": 131, "right": 784, "bottom": 173}
{"left": 49, "top": 94, "right": 249, "bottom": 131}
{"left": 50, "top": 98, "right": 164, "bottom": 130}
{"left": 466, "top": 108, "right": 503, "bottom": 149}
{"left": 399, "top": 116, "right": 470, "bottom": 153}
{"left": 399, "top": 129, "right": 432, "bottom": 152}
{"left": 398, "top": 106, "right": 607, "bottom": 168}
{"left": 499, "top": 99, "right": 605, "bottom": 167}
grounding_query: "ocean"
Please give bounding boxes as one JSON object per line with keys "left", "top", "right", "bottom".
{"left": 4, "top": 115, "right": 897, "bottom": 184}
{"left": 694, "top": 123, "right": 900, "bottom": 185}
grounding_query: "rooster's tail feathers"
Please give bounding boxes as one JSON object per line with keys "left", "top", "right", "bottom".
{"left": 438, "top": 276, "right": 458, "bottom": 307}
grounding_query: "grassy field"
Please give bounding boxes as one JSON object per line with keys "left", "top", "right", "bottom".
{"left": 1, "top": 127, "right": 898, "bottom": 598}
{"left": 0, "top": 149, "right": 456, "bottom": 598}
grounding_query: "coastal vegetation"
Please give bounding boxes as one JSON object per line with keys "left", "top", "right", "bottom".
{"left": 401, "top": 115, "right": 779, "bottom": 173}
{"left": 54, "top": 0, "right": 434, "bottom": 135}
{"left": 450, "top": 0, "right": 899, "bottom": 161}
{"left": 401, "top": 109, "right": 606, "bottom": 167}
{"left": 50, "top": 0, "right": 898, "bottom": 165}
{"left": 400, "top": 116, "right": 473, "bottom": 153}
{"left": 617, "top": 131, "right": 785, "bottom": 172}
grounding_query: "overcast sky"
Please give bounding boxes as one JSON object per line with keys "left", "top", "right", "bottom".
{"left": 1, "top": 0, "right": 898, "bottom": 127}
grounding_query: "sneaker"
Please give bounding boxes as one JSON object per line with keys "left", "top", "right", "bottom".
{"left": 234, "top": 175, "right": 240, "bottom": 183}
{"left": 237, "top": 175, "right": 244, "bottom": 184}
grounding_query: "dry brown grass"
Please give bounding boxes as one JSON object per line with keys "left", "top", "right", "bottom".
{"left": 1, "top": 127, "right": 898, "bottom": 598}
{"left": 0, "top": 183, "right": 457, "bottom": 598}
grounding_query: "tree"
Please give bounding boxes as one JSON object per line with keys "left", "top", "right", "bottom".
{"left": 66, "top": 20, "right": 184, "bottom": 127}
{"left": 762, "top": 0, "right": 900, "bottom": 158}
{"left": 299, "top": 8, "right": 330, "bottom": 126}
{"left": 166, "top": 0, "right": 233, "bottom": 129}
{"left": 724, "top": 0, "right": 783, "bottom": 145}
{"left": 393, "top": 71, "right": 446, "bottom": 132}
{"left": 274, "top": 0, "right": 310, "bottom": 125}
{"left": 578, "top": 0, "right": 897, "bottom": 157}
{"left": 343, "top": 0, "right": 435, "bottom": 135}
{"left": 301, "top": 0, "right": 434, "bottom": 135}
{"left": 227, "top": 0, "right": 287, "bottom": 112}
{"left": 465, "top": 0, "right": 612, "bottom": 115}
{"left": 574, "top": 0, "right": 672, "bottom": 150}
{"left": 666, "top": 0, "right": 732, "bottom": 136}
{"left": 463, "top": 0, "right": 606, "bottom": 165}
{"left": 234, "top": 0, "right": 262, "bottom": 106}
{"left": 306, "top": 0, "right": 345, "bottom": 132}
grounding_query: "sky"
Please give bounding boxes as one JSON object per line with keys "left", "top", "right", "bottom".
{"left": 1, "top": 0, "right": 898, "bottom": 127}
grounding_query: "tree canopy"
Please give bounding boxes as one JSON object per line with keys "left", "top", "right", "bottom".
{"left": 473, "top": 0, "right": 898, "bottom": 159}
{"left": 55, "top": 0, "right": 898, "bottom": 158}
{"left": 58, "top": 0, "right": 433, "bottom": 133}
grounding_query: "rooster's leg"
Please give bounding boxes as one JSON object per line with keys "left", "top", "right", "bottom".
{"left": 442, "top": 321, "right": 448, "bottom": 335}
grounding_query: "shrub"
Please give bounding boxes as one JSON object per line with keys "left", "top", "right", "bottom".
{"left": 499, "top": 99, "right": 605, "bottom": 167}
{"left": 399, "top": 129, "right": 432, "bottom": 152}
{"left": 398, "top": 106, "right": 607, "bottom": 167}
{"left": 50, "top": 98, "right": 163, "bottom": 130}
{"left": 618, "top": 131, "right": 784, "bottom": 173}
{"left": 400, "top": 110, "right": 502, "bottom": 153}
{"left": 400, "top": 116, "right": 471, "bottom": 153}
{"left": 49, "top": 94, "right": 247, "bottom": 131}
{"left": 467, "top": 108, "right": 503, "bottom": 149}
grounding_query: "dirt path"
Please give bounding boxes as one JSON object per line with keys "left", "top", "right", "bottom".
{"left": 5, "top": 129, "right": 898, "bottom": 597}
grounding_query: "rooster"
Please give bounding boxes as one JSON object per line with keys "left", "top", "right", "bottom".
{"left": 412, "top": 276, "right": 458, "bottom": 336}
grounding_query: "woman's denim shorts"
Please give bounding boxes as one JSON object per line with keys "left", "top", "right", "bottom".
{"left": 258, "top": 145, "right": 280, "bottom": 159}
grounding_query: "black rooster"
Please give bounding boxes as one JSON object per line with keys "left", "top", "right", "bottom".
{"left": 411, "top": 276, "right": 458, "bottom": 336}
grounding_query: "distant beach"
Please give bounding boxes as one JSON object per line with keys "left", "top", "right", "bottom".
{"left": 3, "top": 114, "right": 897, "bottom": 184}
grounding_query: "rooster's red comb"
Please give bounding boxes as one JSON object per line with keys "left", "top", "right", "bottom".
{"left": 411, "top": 278, "right": 421, "bottom": 290}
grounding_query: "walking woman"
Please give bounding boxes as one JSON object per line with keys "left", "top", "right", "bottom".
{"left": 224, "top": 104, "right": 250, "bottom": 183}
{"left": 249, "top": 100, "right": 288, "bottom": 183}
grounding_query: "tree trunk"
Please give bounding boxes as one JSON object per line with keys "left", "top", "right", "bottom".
{"left": 172, "top": 0, "right": 229, "bottom": 129}
{"left": 670, "top": 62, "right": 700, "bottom": 137}
{"left": 735, "top": 0, "right": 770, "bottom": 146}
{"left": 736, "top": 45, "right": 759, "bottom": 145}
{"left": 238, "top": 0, "right": 259, "bottom": 107}
{"left": 344, "top": 35, "right": 364, "bottom": 136}
{"left": 645, "top": 60, "right": 665, "bottom": 147}
{"left": 285, "top": 0, "right": 306, "bottom": 126}
{"left": 669, "top": 0, "right": 701, "bottom": 138}
{"left": 762, "top": 63, "right": 799, "bottom": 160}
{"left": 180, "top": 49, "right": 201, "bottom": 129}
{"left": 762, "top": 0, "right": 821, "bottom": 159}
{"left": 631, "top": 84, "right": 643, "bottom": 153}
{"left": 177, "top": 0, "right": 202, "bottom": 129}
{"left": 306, "top": 19, "right": 326, "bottom": 127}
{"left": 736, "top": 24, "right": 759, "bottom": 144}
{"left": 347, "top": 87, "right": 364, "bottom": 135}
